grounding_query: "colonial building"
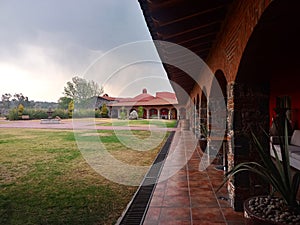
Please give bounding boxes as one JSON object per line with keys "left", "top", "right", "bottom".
{"left": 97, "top": 89, "right": 185, "bottom": 120}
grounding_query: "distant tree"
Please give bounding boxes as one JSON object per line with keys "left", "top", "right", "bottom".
{"left": 137, "top": 106, "right": 144, "bottom": 119}
{"left": 13, "top": 93, "right": 29, "bottom": 107}
{"left": 101, "top": 104, "right": 109, "bottom": 118}
{"left": 1, "top": 93, "right": 12, "bottom": 110}
{"left": 58, "top": 97, "right": 72, "bottom": 109}
{"left": 63, "top": 76, "right": 103, "bottom": 107}
{"left": 68, "top": 100, "right": 74, "bottom": 118}
{"left": 17, "top": 104, "right": 24, "bottom": 118}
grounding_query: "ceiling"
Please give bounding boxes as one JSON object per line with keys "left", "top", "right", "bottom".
{"left": 138, "top": 0, "right": 233, "bottom": 103}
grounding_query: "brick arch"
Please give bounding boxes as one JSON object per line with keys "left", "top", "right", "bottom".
{"left": 213, "top": 70, "right": 227, "bottom": 101}
{"left": 207, "top": 1, "right": 272, "bottom": 83}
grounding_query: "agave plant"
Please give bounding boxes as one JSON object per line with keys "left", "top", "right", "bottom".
{"left": 200, "top": 123, "right": 208, "bottom": 139}
{"left": 218, "top": 119, "right": 300, "bottom": 209}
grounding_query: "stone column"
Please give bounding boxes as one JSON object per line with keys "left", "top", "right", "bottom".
{"left": 227, "top": 82, "right": 270, "bottom": 211}
{"left": 157, "top": 109, "right": 160, "bottom": 119}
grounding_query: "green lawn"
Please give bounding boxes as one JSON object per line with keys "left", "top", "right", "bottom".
{"left": 0, "top": 128, "right": 168, "bottom": 225}
{"left": 97, "top": 119, "right": 177, "bottom": 128}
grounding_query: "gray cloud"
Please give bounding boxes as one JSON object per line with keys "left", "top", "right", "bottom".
{"left": 0, "top": 0, "right": 172, "bottom": 101}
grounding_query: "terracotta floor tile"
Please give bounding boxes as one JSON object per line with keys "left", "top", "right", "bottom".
{"left": 159, "top": 207, "right": 191, "bottom": 221}
{"left": 163, "top": 195, "right": 190, "bottom": 207}
{"left": 165, "top": 188, "right": 189, "bottom": 197}
{"left": 167, "top": 180, "right": 189, "bottom": 188}
{"left": 142, "top": 130, "right": 242, "bottom": 225}
{"left": 143, "top": 220, "right": 158, "bottom": 225}
{"left": 192, "top": 220, "right": 226, "bottom": 225}
{"left": 144, "top": 207, "right": 161, "bottom": 223}
{"left": 149, "top": 195, "right": 164, "bottom": 207}
{"left": 191, "top": 207, "right": 224, "bottom": 221}
{"left": 158, "top": 220, "right": 191, "bottom": 225}
{"left": 191, "top": 196, "right": 219, "bottom": 208}
{"left": 170, "top": 171, "right": 188, "bottom": 177}
{"left": 189, "top": 188, "right": 214, "bottom": 196}
{"left": 226, "top": 221, "right": 245, "bottom": 225}
{"left": 221, "top": 207, "right": 244, "bottom": 221}
{"left": 190, "top": 190, "right": 215, "bottom": 198}
{"left": 188, "top": 180, "right": 212, "bottom": 189}
{"left": 188, "top": 171, "right": 209, "bottom": 180}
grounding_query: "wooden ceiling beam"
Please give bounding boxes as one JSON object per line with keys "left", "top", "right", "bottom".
{"left": 156, "top": 21, "right": 221, "bottom": 40}
{"left": 151, "top": 5, "right": 226, "bottom": 27}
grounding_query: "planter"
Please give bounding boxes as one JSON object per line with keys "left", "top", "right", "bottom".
{"left": 244, "top": 196, "right": 300, "bottom": 225}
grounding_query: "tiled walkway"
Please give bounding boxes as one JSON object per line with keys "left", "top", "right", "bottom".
{"left": 143, "top": 130, "right": 245, "bottom": 225}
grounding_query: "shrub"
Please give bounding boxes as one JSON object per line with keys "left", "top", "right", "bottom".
{"left": 95, "top": 109, "right": 101, "bottom": 118}
{"left": 120, "top": 107, "right": 126, "bottom": 120}
{"left": 17, "top": 104, "right": 24, "bottom": 119}
{"left": 138, "top": 106, "right": 143, "bottom": 118}
{"left": 101, "top": 104, "right": 109, "bottom": 118}
{"left": 68, "top": 100, "right": 74, "bottom": 118}
{"left": 8, "top": 109, "right": 19, "bottom": 120}
{"left": 32, "top": 110, "right": 48, "bottom": 119}
{"left": 72, "top": 109, "right": 97, "bottom": 118}
{"left": 52, "top": 109, "right": 69, "bottom": 119}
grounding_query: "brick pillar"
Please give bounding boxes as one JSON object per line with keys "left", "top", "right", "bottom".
{"left": 227, "top": 81, "right": 270, "bottom": 211}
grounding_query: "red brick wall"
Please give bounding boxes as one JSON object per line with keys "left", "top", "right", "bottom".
{"left": 189, "top": 0, "right": 273, "bottom": 210}
{"left": 206, "top": 0, "right": 271, "bottom": 81}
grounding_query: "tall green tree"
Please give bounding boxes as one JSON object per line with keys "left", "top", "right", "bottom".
{"left": 58, "top": 97, "right": 72, "bottom": 109}
{"left": 13, "top": 93, "right": 29, "bottom": 107}
{"left": 63, "top": 76, "right": 103, "bottom": 107}
{"left": 1, "top": 93, "right": 12, "bottom": 110}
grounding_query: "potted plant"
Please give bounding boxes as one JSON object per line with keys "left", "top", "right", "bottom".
{"left": 218, "top": 119, "right": 300, "bottom": 225}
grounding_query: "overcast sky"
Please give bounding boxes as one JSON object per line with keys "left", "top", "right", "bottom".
{"left": 0, "top": 0, "right": 173, "bottom": 102}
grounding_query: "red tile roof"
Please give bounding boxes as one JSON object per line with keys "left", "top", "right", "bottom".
{"left": 103, "top": 89, "right": 178, "bottom": 107}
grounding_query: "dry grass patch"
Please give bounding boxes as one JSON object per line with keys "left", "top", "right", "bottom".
{"left": 0, "top": 128, "right": 168, "bottom": 225}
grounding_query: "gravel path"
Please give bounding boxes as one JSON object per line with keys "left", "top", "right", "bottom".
{"left": 0, "top": 119, "right": 179, "bottom": 131}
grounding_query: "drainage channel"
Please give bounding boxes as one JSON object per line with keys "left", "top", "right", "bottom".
{"left": 117, "top": 131, "right": 175, "bottom": 225}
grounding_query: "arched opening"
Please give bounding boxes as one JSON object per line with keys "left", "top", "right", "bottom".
{"left": 230, "top": 0, "right": 300, "bottom": 210}
{"left": 200, "top": 88, "right": 207, "bottom": 138}
{"left": 111, "top": 109, "right": 118, "bottom": 118}
{"left": 198, "top": 88, "right": 208, "bottom": 152}
{"left": 149, "top": 108, "right": 158, "bottom": 119}
{"left": 192, "top": 97, "right": 196, "bottom": 133}
{"left": 143, "top": 108, "right": 147, "bottom": 119}
{"left": 209, "top": 69, "right": 228, "bottom": 169}
{"left": 171, "top": 108, "right": 177, "bottom": 120}
{"left": 160, "top": 108, "right": 169, "bottom": 119}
